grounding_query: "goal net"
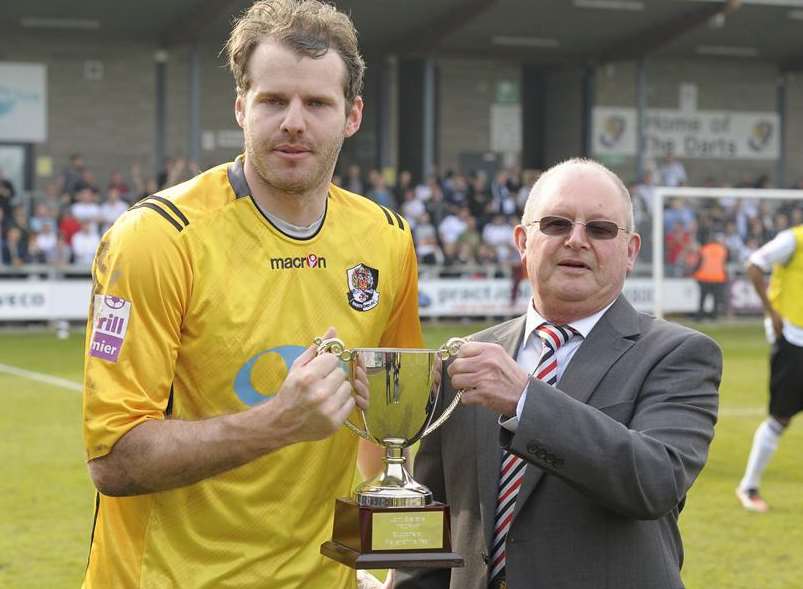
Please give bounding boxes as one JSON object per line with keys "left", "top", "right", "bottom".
{"left": 636, "top": 186, "right": 803, "bottom": 318}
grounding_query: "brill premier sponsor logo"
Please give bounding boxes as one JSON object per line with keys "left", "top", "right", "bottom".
{"left": 89, "top": 295, "right": 132, "bottom": 363}
{"left": 269, "top": 254, "right": 327, "bottom": 270}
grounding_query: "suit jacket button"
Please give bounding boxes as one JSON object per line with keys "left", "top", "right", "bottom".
{"left": 481, "top": 551, "right": 489, "bottom": 564}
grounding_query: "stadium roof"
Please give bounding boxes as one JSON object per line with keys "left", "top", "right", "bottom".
{"left": 1, "top": 0, "right": 802, "bottom": 70}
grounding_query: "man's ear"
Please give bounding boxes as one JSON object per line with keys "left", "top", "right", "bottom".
{"left": 513, "top": 225, "right": 527, "bottom": 256}
{"left": 344, "top": 96, "right": 364, "bottom": 138}
{"left": 235, "top": 94, "right": 245, "bottom": 128}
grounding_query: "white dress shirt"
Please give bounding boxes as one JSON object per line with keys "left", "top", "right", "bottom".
{"left": 501, "top": 299, "right": 614, "bottom": 432}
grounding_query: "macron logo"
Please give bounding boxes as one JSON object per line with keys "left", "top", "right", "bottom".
{"left": 269, "top": 254, "right": 327, "bottom": 270}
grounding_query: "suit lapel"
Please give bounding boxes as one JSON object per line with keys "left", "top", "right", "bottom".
{"left": 472, "top": 315, "right": 527, "bottom": 552}
{"left": 512, "top": 295, "right": 640, "bottom": 521}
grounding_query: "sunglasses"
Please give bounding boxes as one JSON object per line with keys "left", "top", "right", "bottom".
{"left": 526, "top": 215, "right": 629, "bottom": 240}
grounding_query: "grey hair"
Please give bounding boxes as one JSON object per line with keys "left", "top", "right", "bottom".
{"left": 521, "top": 158, "right": 635, "bottom": 232}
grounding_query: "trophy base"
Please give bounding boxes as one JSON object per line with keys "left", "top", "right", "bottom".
{"left": 321, "top": 498, "right": 464, "bottom": 570}
{"left": 321, "top": 541, "right": 464, "bottom": 569}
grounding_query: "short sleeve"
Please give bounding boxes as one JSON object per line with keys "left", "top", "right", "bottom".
{"left": 83, "top": 209, "right": 192, "bottom": 460}
{"left": 379, "top": 230, "right": 423, "bottom": 349}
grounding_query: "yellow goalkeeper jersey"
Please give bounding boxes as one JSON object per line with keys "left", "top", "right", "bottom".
{"left": 82, "top": 157, "right": 422, "bottom": 588}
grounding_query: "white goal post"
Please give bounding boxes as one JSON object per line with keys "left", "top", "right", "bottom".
{"left": 651, "top": 186, "right": 803, "bottom": 319}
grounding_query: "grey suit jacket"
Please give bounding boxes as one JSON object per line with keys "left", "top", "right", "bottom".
{"left": 395, "top": 295, "right": 721, "bottom": 589}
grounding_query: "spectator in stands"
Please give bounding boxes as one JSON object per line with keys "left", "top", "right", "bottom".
{"left": 489, "top": 170, "right": 517, "bottom": 216}
{"left": 467, "top": 171, "right": 491, "bottom": 223}
{"left": 666, "top": 220, "right": 694, "bottom": 277}
{"left": 658, "top": 148, "right": 687, "bottom": 187}
{"left": 59, "top": 209, "right": 82, "bottom": 247}
{"left": 107, "top": 170, "right": 131, "bottom": 198}
{"left": 446, "top": 173, "right": 469, "bottom": 208}
{"left": 344, "top": 163, "right": 364, "bottom": 194}
{"left": 10, "top": 206, "right": 30, "bottom": 237}
{"left": 365, "top": 169, "right": 393, "bottom": 208}
{"left": 457, "top": 213, "right": 483, "bottom": 260}
{"left": 29, "top": 202, "right": 56, "bottom": 233}
{"left": 393, "top": 170, "right": 413, "bottom": 208}
{"left": 100, "top": 187, "right": 130, "bottom": 234}
{"left": 0, "top": 168, "right": 14, "bottom": 221}
{"left": 165, "top": 158, "right": 200, "bottom": 188}
{"left": 156, "top": 157, "right": 174, "bottom": 189}
{"left": 61, "top": 153, "right": 86, "bottom": 197}
{"left": 663, "top": 197, "right": 695, "bottom": 234}
{"left": 413, "top": 212, "right": 442, "bottom": 265}
{"left": 2, "top": 226, "right": 29, "bottom": 267}
{"left": 71, "top": 187, "right": 102, "bottom": 235}
{"left": 74, "top": 168, "right": 100, "bottom": 197}
{"left": 768, "top": 211, "right": 790, "bottom": 241}
{"left": 415, "top": 175, "right": 438, "bottom": 203}
{"left": 723, "top": 220, "right": 749, "bottom": 263}
{"left": 425, "top": 182, "right": 449, "bottom": 228}
{"left": 438, "top": 206, "right": 468, "bottom": 246}
{"left": 400, "top": 188, "right": 425, "bottom": 229}
{"left": 482, "top": 213, "right": 516, "bottom": 262}
{"left": 747, "top": 215, "right": 768, "bottom": 244}
{"left": 71, "top": 221, "right": 101, "bottom": 266}
{"left": 31, "top": 220, "right": 60, "bottom": 264}
{"left": 130, "top": 161, "right": 146, "bottom": 200}
{"left": 476, "top": 242, "right": 499, "bottom": 266}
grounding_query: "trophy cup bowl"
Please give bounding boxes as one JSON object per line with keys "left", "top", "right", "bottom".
{"left": 316, "top": 337, "right": 466, "bottom": 570}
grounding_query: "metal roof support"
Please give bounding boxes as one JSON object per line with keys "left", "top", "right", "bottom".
{"left": 777, "top": 74, "right": 786, "bottom": 187}
{"left": 154, "top": 50, "right": 168, "bottom": 178}
{"left": 188, "top": 44, "right": 201, "bottom": 166}
{"left": 636, "top": 58, "right": 648, "bottom": 181}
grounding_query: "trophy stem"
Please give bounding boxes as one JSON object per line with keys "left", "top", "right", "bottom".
{"left": 354, "top": 440, "right": 433, "bottom": 508}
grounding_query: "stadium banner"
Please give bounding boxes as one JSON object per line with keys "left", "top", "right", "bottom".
{"left": 418, "top": 277, "right": 699, "bottom": 317}
{"left": 592, "top": 106, "right": 779, "bottom": 160}
{"left": 0, "top": 281, "right": 90, "bottom": 320}
{"left": 0, "top": 277, "right": 756, "bottom": 320}
{"left": 0, "top": 62, "right": 47, "bottom": 143}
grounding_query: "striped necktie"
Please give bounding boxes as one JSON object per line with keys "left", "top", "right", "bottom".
{"left": 489, "top": 322, "right": 574, "bottom": 584}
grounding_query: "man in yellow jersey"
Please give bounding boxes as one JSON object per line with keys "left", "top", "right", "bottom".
{"left": 81, "top": 1, "right": 422, "bottom": 587}
{"left": 736, "top": 222, "right": 803, "bottom": 512}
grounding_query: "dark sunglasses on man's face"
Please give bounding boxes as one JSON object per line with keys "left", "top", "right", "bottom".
{"left": 526, "top": 215, "right": 629, "bottom": 240}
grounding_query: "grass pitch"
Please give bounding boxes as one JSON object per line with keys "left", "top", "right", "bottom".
{"left": 1, "top": 320, "right": 801, "bottom": 588}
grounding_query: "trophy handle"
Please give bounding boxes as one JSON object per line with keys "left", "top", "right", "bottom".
{"left": 421, "top": 390, "right": 463, "bottom": 438}
{"left": 421, "top": 337, "right": 468, "bottom": 439}
{"left": 313, "top": 336, "right": 371, "bottom": 440}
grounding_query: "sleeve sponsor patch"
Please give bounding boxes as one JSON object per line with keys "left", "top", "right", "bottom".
{"left": 89, "top": 295, "right": 131, "bottom": 362}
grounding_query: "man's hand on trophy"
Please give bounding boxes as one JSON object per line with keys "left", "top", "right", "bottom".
{"left": 352, "top": 357, "right": 370, "bottom": 411}
{"left": 270, "top": 327, "right": 356, "bottom": 442}
{"left": 447, "top": 341, "right": 529, "bottom": 417}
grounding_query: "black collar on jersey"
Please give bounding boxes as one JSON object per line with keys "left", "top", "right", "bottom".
{"left": 228, "top": 155, "right": 329, "bottom": 241}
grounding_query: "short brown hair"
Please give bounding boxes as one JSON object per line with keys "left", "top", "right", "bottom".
{"left": 225, "top": 0, "right": 365, "bottom": 105}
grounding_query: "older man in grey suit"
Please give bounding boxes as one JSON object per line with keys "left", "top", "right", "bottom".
{"left": 392, "top": 158, "right": 721, "bottom": 589}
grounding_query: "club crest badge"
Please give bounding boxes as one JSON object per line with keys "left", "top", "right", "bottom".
{"left": 347, "top": 263, "right": 380, "bottom": 311}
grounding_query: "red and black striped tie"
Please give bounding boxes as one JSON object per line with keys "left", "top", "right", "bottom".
{"left": 489, "top": 322, "right": 574, "bottom": 584}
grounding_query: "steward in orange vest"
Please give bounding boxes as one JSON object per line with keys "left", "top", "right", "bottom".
{"left": 693, "top": 235, "right": 729, "bottom": 320}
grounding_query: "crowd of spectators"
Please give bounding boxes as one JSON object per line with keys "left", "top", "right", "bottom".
{"left": 0, "top": 154, "right": 198, "bottom": 268}
{"left": 2, "top": 152, "right": 803, "bottom": 277}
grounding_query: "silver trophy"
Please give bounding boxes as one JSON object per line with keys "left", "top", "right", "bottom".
{"left": 315, "top": 336, "right": 466, "bottom": 569}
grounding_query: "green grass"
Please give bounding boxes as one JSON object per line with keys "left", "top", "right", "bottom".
{"left": 1, "top": 321, "right": 801, "bottom": 588}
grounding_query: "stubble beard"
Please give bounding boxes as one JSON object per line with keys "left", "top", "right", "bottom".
{"left": 245, "top": 130, "right": 344, "bottom": 197}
